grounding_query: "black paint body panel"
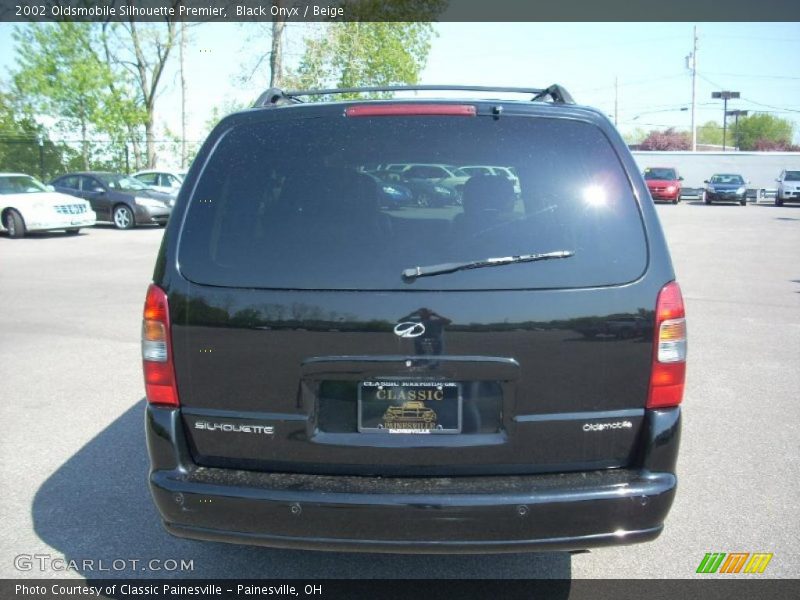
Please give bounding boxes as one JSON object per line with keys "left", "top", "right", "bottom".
{"left": 147, "top": 404, "right": 680, "bottom": 552}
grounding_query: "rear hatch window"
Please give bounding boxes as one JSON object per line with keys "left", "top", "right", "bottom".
{"left": 179, "top": 110, "right": 647, "bottom": 291}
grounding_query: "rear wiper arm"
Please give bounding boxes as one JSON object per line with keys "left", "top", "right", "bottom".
{"left": 402, "top": 250, "right": 574, "bottom": 281}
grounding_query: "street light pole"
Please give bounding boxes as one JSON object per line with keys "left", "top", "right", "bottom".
{"left": 723, "top": 95, "right": 728, "bottom": 150}
{"left": 712, "top": 91, "right": 740, "bottom": 151}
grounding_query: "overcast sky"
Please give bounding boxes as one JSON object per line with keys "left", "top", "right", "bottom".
{"left": 1, "top": 21, "right": 799, "bottom": 151}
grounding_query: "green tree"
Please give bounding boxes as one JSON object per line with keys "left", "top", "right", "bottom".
{"left": 288, "top": 1, "right": 446, "bottom": 96}
{"left": 0, "top": 88, "right": 80, "bottom": 180}
{"left": 623, "top": 127, "right": 648, "bottom": 145}
{"left": 204, "top": 99, "right": 250, "bottom": 137}
{"left": 236, "top": 2, "right": 289, "bottom": 91}
{"left": 103, "top": 19, "right": 179, "bottom": 167}
{"left": 12, "top": 23, "right": 115, "bottom": 169}
{"left": 11, "top": 23, "right": 146, "bottom": 173}
{"left": 731, "top": 113, "right": 794, "bottom": 151}
{"left": 696, "top": 120, "right": 724, "bottom": 146}
{"left": 95, "top": 22, "right": 148, "bottom": 171}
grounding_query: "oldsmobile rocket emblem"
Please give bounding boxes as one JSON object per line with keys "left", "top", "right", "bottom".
{"left": 394, "top": 321, "right": 426, "bottom": 338}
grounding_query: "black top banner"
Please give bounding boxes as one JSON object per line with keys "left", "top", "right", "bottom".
{"left": 1, "top": 0, "right": 800, "bottom": 22}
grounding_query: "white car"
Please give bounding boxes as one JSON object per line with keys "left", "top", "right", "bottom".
{"left": 0, "top": 173, "right": 96, "bottom": 238}
{"left": 460, "top": 165, "right": 522, "bottom": 195}
{"left": 775, "top": 169, "right": 800, "bottom": 206}
{"left": 132, "top": 170, "right": 184, "bottom": 202}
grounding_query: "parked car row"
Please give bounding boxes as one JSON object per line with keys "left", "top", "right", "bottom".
{"left": 361, "top": 163, "right": 521, "bottom": 208}
{"left": 645, "top": 166, "right": 800, "bottom": 206}
{"left": 1, "top": 169, "right": 186, "bottom": 238}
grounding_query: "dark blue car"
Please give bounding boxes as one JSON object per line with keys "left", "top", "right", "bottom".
{"left": 702, "top": 173, "right": 748, "bottom": 206}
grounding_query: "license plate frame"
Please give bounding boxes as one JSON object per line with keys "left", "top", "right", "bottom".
{"left": 357, "top": 380, "right": 462, "bottom": 434}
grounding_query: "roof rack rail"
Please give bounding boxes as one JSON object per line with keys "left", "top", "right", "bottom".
{"left": 531, "top": 84, "right": 575, "bottom": 105}
{"left": 252, "top": 84, "right": 575, "bottom": 108}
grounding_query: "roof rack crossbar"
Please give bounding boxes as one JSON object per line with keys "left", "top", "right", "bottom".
{"left": 253, "top": 84, "right": 575, "bottom": 107}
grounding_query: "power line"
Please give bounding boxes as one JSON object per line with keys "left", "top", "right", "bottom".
{"left": 739, "top": 97, "right": 800, "bottom": 114}
{"left": 573, "top": 73, "right": 686, "bottom": 94}
{"left": 695, "top": 72, "right": 725, "bottom": 89}
{"left": 707, "top": 35, "right": 800, "bottom": 43}
{"left": 702, "top": 71, "right": 800, "bottom": 81}
{"left": 616, "top": 103, "right": 690, "bottom": 115}
{"left": 696, "top": 72, "right": 800, "bottom": 114}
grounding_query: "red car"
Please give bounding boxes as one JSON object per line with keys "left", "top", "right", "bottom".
{"left": 643, "top": 167, "right": 683, "bottom": 204}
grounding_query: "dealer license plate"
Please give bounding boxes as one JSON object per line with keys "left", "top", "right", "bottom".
{"left": 358, "top": 380, "right": 462, "bottom": 434}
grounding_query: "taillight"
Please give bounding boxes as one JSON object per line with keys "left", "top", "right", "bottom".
{"left": 648, "top": 281, "right": 687, "bottom": 408}
{"left": 142, "top": 284, "right": 179, "bottom": 407}
{"left": 345, "top": 104, "right": 477, "bottom": 117}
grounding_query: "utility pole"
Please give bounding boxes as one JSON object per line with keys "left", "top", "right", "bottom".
{"left": 614, "top": 76, "right": 618, "bottom": 127}
{"left": 180, "top": 22, "right": 188, "bottom": 169}
{"left": 686, "top": 26, "right": 698, "bottom": 152}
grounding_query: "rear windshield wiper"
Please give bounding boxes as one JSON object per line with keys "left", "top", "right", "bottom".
{"left": 402, "top": 250, "right": 574, "bottom": 281}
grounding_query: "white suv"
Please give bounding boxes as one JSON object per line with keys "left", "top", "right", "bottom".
{"left": 775, "top": 169, "right": 800, "bottom": 206}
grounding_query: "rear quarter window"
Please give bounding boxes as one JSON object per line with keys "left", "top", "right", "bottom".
{"left": 178, "top": 111, "right": 647, "bottom": 291}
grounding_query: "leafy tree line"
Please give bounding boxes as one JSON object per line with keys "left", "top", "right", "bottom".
{"left": 1, "top": 1, "right": 444, "bottom": 178}
{"left": 2, "top": 18, "right": 177, "bottom": 176}
{"left": 631, "top": 114, "right": 798, "bottom": 151}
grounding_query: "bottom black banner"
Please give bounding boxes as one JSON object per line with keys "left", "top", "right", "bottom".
{"left": 3, "top": 579, "right": 800, "bottom": 600}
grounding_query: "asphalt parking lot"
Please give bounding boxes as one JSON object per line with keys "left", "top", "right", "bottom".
{"left": 1, "top": 201, "right": 798, "bottom": 579}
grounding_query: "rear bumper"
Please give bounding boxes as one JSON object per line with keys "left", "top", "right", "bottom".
{"left": 16, "top": 211, "right": 96, "bottom": 232}
{"left": 146, "top": 404, "right": 680, "bottom": 553}
{"left": 648, "top": 189, "right": 680, "bottom": 201}
{"left": 707, "top": 192, "right": 745, "bottom": 202}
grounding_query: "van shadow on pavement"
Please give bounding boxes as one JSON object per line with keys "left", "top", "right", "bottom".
{"left": 32, "top": 400, "right": 572, "bottom": 580}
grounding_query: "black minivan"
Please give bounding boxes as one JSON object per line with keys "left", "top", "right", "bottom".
{"left": 143, "top": 85, "right": 686, "bottom": 553}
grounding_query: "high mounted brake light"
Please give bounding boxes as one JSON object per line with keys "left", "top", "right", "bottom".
{"left": 648, "top": 281, "right": 687, "bottom": 408}
{"left": 142, "top": 284, "right": 179, "bottom": 407}
{"left": 345, "top": 104, "right": 477, "bottom": 117}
